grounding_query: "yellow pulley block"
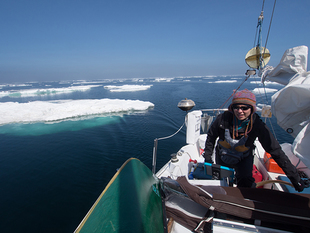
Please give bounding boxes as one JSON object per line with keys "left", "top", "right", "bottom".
{"left": 245, "top": 46, "right": 270, "bottom": 69}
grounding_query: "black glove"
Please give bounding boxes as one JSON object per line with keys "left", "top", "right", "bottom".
{"left": 204, "top": 159, "right": 214, "bottom": 164}
{"left": 292, "top": 179, "right": 305, "bottom": 192}
{"left": 202, "top": 152, "right": 213, "bottom": 164}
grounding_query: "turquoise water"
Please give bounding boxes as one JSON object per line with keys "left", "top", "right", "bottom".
{"left": 0, "top": 116, "right": 122, "bottom": 136}
{"left": 0, "top": 77, "right": 293, "bottom": 232}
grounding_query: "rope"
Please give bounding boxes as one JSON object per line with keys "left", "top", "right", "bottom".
{"left": 256, "top": 179, "right": 294, "bottom": 188}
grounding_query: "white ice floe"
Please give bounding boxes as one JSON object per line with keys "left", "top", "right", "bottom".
{"left": 9, "top": 83, "right": 33, "bottom": 87}
{"left": 0, "top": 84, "right": 32, "bottom": 89}
{"left": 72, "top": 81, "right": 101, "bottom": 85}
{"left": 208, "top": 80, "right": 237, "bottom": 83}
{"left": 153, "top": 78, "right": 174, "bottom": 82}
{"left": 104, "top": 85, "right": 152, "bottom": 92}
{"left": 0, "top": 99, "right": 154, "bottom": 125}
{"left": 252, "top": 87, "right": 278, "bottom": 94}
{"left": 250, "top": 81, "right": 282, "bottom": 85}
{"left": 0, "top": 85, "right": 101, "bottom": 98}
{"left": 131, "top": 78, "right": 144, "bottom": 82}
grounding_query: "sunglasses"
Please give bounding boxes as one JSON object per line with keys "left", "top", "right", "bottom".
{"left": 232, "top": 105, "right": 251, "bottom": 111}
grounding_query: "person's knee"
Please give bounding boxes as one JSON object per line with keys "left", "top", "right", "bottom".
{"left": 236, "top": 176, "right": 255, "bottom": 188}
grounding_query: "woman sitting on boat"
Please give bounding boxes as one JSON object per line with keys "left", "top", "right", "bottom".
{"left": 203, "top": 89, "right": 305, "bottom": 192}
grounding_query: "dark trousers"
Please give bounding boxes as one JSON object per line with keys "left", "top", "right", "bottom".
{"left": 216, "top": 149, "right": 255, "bottom": 188}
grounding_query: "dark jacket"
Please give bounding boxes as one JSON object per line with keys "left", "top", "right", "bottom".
{"left": 203, "top": 111, "right": 300, "bottom": 185}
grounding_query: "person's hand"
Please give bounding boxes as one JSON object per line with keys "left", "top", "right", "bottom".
{"left": 204, "top": 159, "right": 214, "bottom": 164}
{"left": 292, "top": 179, "right": 305, "bottom": 192}
{"left": 202, "top": 152, "right": 213, "bottom": 164}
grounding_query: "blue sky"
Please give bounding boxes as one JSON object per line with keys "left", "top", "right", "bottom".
{"left": 1, "top": 0, "right": 310, "bottom": 83}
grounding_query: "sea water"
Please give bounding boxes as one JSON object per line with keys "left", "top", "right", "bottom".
{"left": 0, "top": 76, "right": 293, "bottom": 232}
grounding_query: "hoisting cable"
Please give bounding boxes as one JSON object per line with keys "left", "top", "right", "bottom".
{"left": 261, "top": 0, "right": 265, "bottom": 12}
{"left": 253, "top": 11, "right": 264, "bottom": 49}
{"left": 262, "top": 0, "right": 276, "bottom": 62}
{"left": 253, "top": 0, "right": 265, "bottom": 48}
{"left": 253, "top": 21, "right": 259, "bottom": 48}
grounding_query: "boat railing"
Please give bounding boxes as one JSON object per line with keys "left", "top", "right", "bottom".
{"left": 152, "top": 108, "right": 227, "bottom": 174}
{"left": 152, "top": 122, "right": 185, "bottom": 174}
{"left": 201, "top": 108, "right": 227, "bottom": 112}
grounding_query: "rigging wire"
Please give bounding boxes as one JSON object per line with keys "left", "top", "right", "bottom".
{"left": 268, "top": 117, "right": 278, "bottom": 141}
{"left": 218, "top": 75, "right": 251, "bottom": 110}
{"left": 252, "top": 0, "right": 276, "bottom": 71}
{"left": 248, "top": 76, "right": 277, "bottom": 140}
{"left": 218, "top": 71, "right": 257, "bottom": 110}
{"left": 253, "top": 20, "right": 260, "bottom": 48}
{"left": 252, "top": 0, "right": 277, "bottom": 106}
{"left": 263, "top": 0, "right": 276, "bottom": 58}
{"left": 261, "top": 0, "right": 265, "bottom": 12}
{"left": 260, "top": 0, "right": 278, "bottom": 139}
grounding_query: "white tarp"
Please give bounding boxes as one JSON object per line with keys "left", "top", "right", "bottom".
{"left": 261, "top": 45, "right": 308, "bottom": 85}
{"left": 292, "top": 122, "right": 310, "bottom": 169}
{"left": 262, "top": 45, "right": 310, "bottom": 138}
{"left": 271, "top": 74, "right": 310, "bottom": 138}
{"left": 261, "top": 45, "right": 310, "bottom": 169}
